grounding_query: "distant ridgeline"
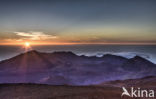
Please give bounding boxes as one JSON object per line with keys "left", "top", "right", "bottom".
{"left": 0, "top": 50, "right": 156, "bottom": 85}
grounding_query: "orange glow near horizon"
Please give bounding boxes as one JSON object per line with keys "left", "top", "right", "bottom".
{"left": 0, "top": 41, "right": 156, "bottom": 46}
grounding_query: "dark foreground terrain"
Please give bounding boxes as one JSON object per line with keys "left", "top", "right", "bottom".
{"left": 0, "top": 76, "right": 156, "bottom": 99}
{"left": 0, "top": 83, "right": 129, "bottom": 99}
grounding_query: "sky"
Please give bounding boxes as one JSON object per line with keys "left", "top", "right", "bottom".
{"left": 0, "top": 0, "right": 156, "bottom": 45}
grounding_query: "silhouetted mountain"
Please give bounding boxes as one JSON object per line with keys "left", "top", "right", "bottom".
{"left": 122, "top": 56, "right": 156, "bottom": 73}
{"left": 0, "top": 50, "right": 156, "bottom": 85}
{"left": 0, "top": 50, "right": 54, "bottom": 72}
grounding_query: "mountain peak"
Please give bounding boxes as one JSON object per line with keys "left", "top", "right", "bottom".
{"left": 102, "top": 54, "right": 127, "bottom": 60}
{"left": 52, "top": 51, "right": 76, "bottom": 56}
{"left": 133, "top": 55, "right": 145, "bottom": 59}
{"left": 26, "top": 50, "right": 39, "bottom": 54}
{"left": 131, "top": 55, "right": 150, "bottom": 62}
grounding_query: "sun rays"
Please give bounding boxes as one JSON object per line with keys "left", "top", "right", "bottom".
{"left": 24, "top": 42, "right": 32, "bottom": 52}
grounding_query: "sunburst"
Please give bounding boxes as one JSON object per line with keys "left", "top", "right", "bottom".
{"left": 25, "top": 42, "right": 30, "bottom": 47}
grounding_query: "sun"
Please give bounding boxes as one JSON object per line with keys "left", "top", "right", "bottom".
{"left": 25, "top": 42, "right": 30, "bottom": 47}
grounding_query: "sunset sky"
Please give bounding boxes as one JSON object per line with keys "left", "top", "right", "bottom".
{"left": 0, "top": 0, "right": 156, "bottom": 45}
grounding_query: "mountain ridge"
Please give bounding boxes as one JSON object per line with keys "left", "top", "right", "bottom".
{"left": 0, "top": 50, "right": 156, "bottom": 85}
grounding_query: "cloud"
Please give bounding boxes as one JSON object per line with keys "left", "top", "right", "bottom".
{"left": 14, "top": 31, "right": 57, "bottom": 41}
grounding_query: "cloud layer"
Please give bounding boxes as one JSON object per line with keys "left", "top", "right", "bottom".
{"left": 14, "top": 31, "right": 57, "bottom": 41}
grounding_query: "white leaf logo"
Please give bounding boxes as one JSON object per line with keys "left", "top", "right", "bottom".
{"left": 121, "top": 87, "right": 131, "bottom": 97}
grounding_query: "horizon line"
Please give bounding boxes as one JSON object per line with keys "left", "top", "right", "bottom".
{"left": 0, "top": 42, "right": 156, "bottom": 46}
